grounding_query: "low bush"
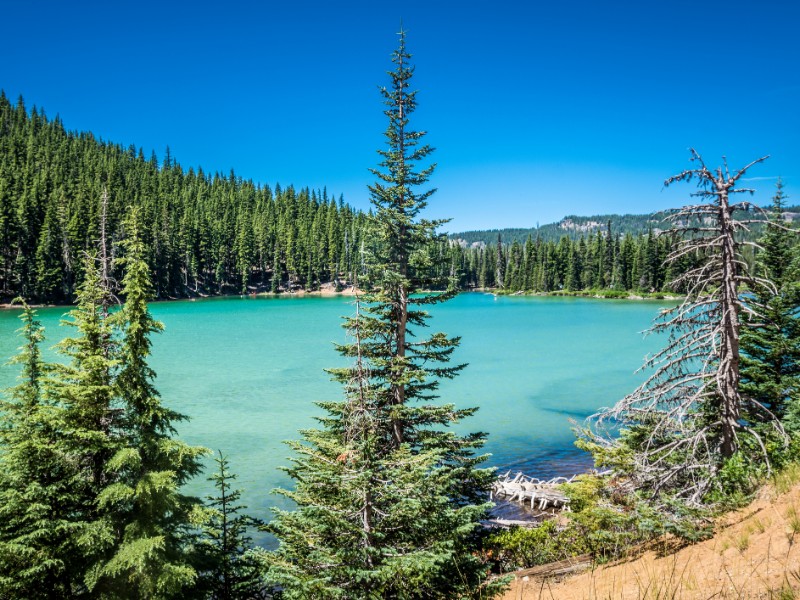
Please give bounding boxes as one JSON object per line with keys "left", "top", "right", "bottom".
{"left": 485, "top": 520, "right": 588, "bottom": 572}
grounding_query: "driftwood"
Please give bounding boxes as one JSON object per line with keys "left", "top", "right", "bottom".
{"left": 483, "top": 518, "right": 543, "bottom": 529}
{"left": 491, "top": 471, "right": 573, "bottom": 512}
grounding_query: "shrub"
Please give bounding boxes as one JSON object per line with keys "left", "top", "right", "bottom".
{"left": 485, "top": 520, "right": 588, "bottom": 572}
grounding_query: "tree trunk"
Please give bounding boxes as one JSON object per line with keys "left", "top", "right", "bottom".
{"left": 718, "top": 190, "right": 741, "bottom": 457}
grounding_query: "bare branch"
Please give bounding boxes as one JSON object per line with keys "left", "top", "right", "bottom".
{"left": 585, "top": 151, "right": 781, "bottom": 508}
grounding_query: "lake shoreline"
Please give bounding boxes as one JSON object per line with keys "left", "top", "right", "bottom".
{"left": 487, "top": 288, "right": 684, "bottom": 301}
{"left": 0, "top": 282, "right": 363, "bottom": 310}
{"left": 0, "top": 285, "right": 682, "bottom": 310}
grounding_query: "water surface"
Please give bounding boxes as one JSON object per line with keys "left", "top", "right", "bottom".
{"left": 0, "top": 293, "right": 669, "bottom": 538}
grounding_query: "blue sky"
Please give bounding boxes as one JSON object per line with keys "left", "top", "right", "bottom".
{"left": 2, "top": 0, "right": 798, "bottom": 232}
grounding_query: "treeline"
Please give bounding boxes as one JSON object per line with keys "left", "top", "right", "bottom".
{"left": 448, "top": 224, "right": 700, "bottom": 294}
{"left": 0, "top": 92, "right": 751, "bottom": 308}
{"left": 0, "top": 92, "right": 369, "bottom": 304}
{"left": 0, "top": 92, "right": 783, "bottom": 307}
{"left": 0, "top": 92, "right": 772, "bottom": 306}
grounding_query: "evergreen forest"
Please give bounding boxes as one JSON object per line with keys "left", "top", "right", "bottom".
{"left": 0, "top": 92, "right": 369, "bottom": 304}
{"left": 5, "top": 91, "right": 795, "bottom": 305}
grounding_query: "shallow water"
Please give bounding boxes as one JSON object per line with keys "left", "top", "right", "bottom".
{"left": 0, "top": 293, "right": 669, "bottom": 542}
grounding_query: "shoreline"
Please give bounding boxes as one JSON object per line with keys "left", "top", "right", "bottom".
{"left": 0, "top": 283, "right": 366, "bottom": 310}
{"left": 489, "top": 289, "right": 684, "bottom": 301}
{"left": 1, "top": 286, "right": 682, "bottom": 310}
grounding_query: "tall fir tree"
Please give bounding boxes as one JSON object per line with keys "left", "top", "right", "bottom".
{"left": 53, "top": 251, "right": 122, "bottom": 594}
{"left": 267, "top": 30, "right": 503, "bottom": 599}
{"left": 93, "top": 207, "right": 207, "bottom": 598}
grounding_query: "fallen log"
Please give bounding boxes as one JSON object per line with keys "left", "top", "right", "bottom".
{"left": 513, "top": 553, "right": 593, "bottom": 579}
{"left": 483, "top": 518, "right": 543, "bottom": 529}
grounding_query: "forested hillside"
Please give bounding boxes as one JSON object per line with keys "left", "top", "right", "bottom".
{"left": 3, "top": 92, "right": 796, "bottom": 304}
{"left": 452, "top": 206, "right": 800, "bottom": 248}
{"left": 0, "top": 92, "right": 369, "bottom": 303}
{"left": 452, "top": 212, "right": 672, "bottom": 246}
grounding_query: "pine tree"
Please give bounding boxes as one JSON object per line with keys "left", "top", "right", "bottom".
{"left": 267, "top": 30, "right": 503, "bottom": 599}
{"left": 495, "top": 233, "right": 505, "bottom": 289}
{"left": 740, "top": 179, "right": 800, "bottom": 458}
{"left": 94, "top": 206, "right": 207, "bottom": 597}
{"left": 195, "top": 452, "right": 265, "bottom": 600}
{"left": 271, "top": 242, "right": 281, "bottom": 294}
{"left": 0, "top": 302, "right": 82, "bottom": 597}
{"left": 53, "top": 251, "right": 122, "bottom": 593}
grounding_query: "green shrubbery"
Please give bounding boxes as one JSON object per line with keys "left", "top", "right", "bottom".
{"left": 485, "top": 520, "right": 587, "bottom": 571}
{"left": 485, "top": 471, "right": 718, "bottom": 573}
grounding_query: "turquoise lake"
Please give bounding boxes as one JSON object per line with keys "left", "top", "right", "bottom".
{"left": 0, "top": 293, "right": 670, "bottom": 542}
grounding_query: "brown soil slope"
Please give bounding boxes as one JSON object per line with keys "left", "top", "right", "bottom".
{"left": 502, "top": 482, "right": 800, "bottom": 599}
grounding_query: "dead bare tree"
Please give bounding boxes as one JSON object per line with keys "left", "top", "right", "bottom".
{"left": 590, "top": 150, "right": 787, "bottom": 506}
{"left": 94, "top": 187, "right": 120, "bottom": 314}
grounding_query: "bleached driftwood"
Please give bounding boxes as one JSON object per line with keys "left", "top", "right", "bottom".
{"left": 490, "top": 471, "right": 573, "bottom": 512}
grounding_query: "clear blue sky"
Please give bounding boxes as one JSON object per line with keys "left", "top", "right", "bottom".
{"left": 2, "top": 0, "right": 798, "bottom": 232}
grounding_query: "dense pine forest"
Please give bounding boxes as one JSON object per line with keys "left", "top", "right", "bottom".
{"left": 5, "top": 90, "right": 795, "bottom": 305}
{"left": 0, "top": 92, "right": 369, "bottom": 304}
{"left": 451, "top": 226, "right": 680, "bottom": 293}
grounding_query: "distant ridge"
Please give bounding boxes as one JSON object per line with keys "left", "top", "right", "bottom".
{"left": 451, "top": 208, "right": 800, "bottom": 247}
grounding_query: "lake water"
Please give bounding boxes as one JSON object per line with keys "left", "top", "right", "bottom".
{"left": 0, "top": 293, "right": 669, "bottom": 542}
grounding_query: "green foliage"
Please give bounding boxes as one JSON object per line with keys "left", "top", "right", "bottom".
{"left": 485, "top": 520, "right": 588, "bottom": 572}
{"left": 705, "top": 452, "right": 764, "bottom": 508}
{"left": 88, "top": 206, "right": 208, "bottom": 598}
{"left": 266, "top": 31, "right": 504, "bottom": 600}
{"left": 574, "top": 426, "right": 635, "bottom": 475}
{"left": 0, "top": 301, "right": 84, "bottom": 597}
{"left": 559, "top": 476, "right": 650, "bottom": 561}
{"left": 49, "top": 251, "right": 123, "bottom": 591}
{"left": 453, "top": 229, "right": 684, "bottom": 294}
{"left": 0, "top": 205, "right": 215, "bottom": 598}
{"left": 194, "top": 451, "right": 266, "bottom": 600}
{"left": 484, "top": 473, "right": 709, "bottom": 572}
{"left": 560, "top": 474, "right": 713, "bottom": 562}
{"left": 740, "top": 180, "right": 800, "bottom": 468}
{"left": 0, "top": 91, "right": 369, "bottom": 304}
{"left": 453, "top": 213, "right": 676, "bottom": 246}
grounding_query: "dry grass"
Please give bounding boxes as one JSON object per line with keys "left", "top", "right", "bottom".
{"left": 501, "top": 478, "right": 800, "bottom": 599}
